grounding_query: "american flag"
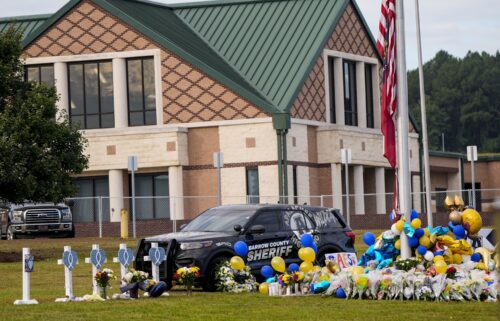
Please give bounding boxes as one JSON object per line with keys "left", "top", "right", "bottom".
{"left": 377, "top": 0, "right": 397, "bottom": 168}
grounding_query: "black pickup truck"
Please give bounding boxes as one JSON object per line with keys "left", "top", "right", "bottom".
{"left": 134, "top": 204, "right": 355, "bottom": 291}
{"left": 0, "top": 202, "right": 75, "bottom": 240}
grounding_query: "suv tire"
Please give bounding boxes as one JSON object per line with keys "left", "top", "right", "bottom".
{"left": 202, "top": 256, "right": 228, "bottom": 292}
{"left": 6, "top": 225, "right": 16, "bottom": 240}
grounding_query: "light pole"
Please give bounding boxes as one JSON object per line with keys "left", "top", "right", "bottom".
{"left": 466, "top": 146, "right": 477, "bottom": 209}
{"left": 128, "top": 156, "right": 138, "bottom": 238}
{"left": 341, "top": 148, "right": 352, "bottom": 226}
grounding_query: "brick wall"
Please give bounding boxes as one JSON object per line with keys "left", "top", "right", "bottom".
{"left": 75, "top": 218, "right": 190, "bottom": 238}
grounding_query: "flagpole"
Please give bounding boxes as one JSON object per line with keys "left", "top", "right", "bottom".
{"left": 395, "top": 0, "right": 412, "bottom": 259}
{"left": 415, "top": 0, "right": 433, "bottom": 227}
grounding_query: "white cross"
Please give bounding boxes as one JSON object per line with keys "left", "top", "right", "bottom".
{"left": 84, "top": 244, "right": 106, "bottom": 294}
{"left": 143, "top": 242, "right": 162, "bottom": 283}
{"left": 14, "top": 248, "right": 38, "bottom": 305}
{"left": 56, "top": 246, "right": 77, "bottom": 300}
{"left": 112, "top": 243, "right": 134, "bottom": 287}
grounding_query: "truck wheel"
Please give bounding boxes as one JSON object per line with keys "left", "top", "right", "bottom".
{"left": 202, "top": 256, "right": 228, "bottom": 292}
{"left": 6, "top": 225, "right": 16, "bottom": 240}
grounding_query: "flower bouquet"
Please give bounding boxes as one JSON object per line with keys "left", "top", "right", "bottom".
{"left": 174, "top": 266, "right": 201, "bottom": 296}
{"left": 120, "top": 269, "right": 149, "bottom": 299}
{"left": 215, "top": 261, "right": 258, "bottom": 293}
{"left": 95, "top": 268, "right": 116, "bottom": 299}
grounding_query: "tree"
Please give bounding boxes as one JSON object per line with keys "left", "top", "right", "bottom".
{"left": 0, "top": 28, "right": 88, "bottom": 203}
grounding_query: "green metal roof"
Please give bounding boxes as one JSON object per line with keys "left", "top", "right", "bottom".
{"left": 172, "top": 0, "right": 349, "bottom": 112}
{"left": 0, "top": 14, "right": 50, "bottom": 42}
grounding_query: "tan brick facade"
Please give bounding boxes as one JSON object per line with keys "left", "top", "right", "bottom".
{"left": 24, "top": 1, "right": 268, "bottom": 124}
{"left": 291, "top": 3, "right": 379, "bottom": 121}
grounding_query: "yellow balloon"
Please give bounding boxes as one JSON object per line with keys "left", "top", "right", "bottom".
{"left": 462, "top": 209, "right": 482, "bottom": 234}
{"left": 435, "top": 260, "right": 447, "bottom": 274}
{"left": 452, "top": 254, "right": 463, "bottom": 264}
{"left": 312, "top": 265, "right": 321, "bottom": 272}
{"left": 395, "top": 239, "right": 401, "bottom": 250}
{"left": 423, "top": 228, "right": 430, "bottom": 237}
{"left": 298, "top": 248, "right": 307, "bottom": 261}
{"left": 271, "top": 256, "right": 286, "bottom": 273}
{"left": 411, "top": 218, "right": 422, "bottom": 229}
{"left": 230, "top": 256, "right": 245, "bottom": 270}
{"left": 395, "top": 220, "right": 404, "bottom": 231}
{"left": 433, "top": 255, "right": 445, "bottom": 263}
{"left": 299, "top": 261, "right": 313, "bottom": 273}
{"left": 300, "top": 247, "right": 316, "bottom": 263}
{"left": 259, "top": 282, "right": 269, "bottom": 295}
{"left": 419, "top": 235, "right": 431, "bottom": 248}
{"left": 352, "top": 266, "right": 365, "bottom": 275}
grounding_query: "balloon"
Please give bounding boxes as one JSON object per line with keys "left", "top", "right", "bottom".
{"left": 312, "top": 265, "right": 321, "bottom": 272}
{"left": 300, "top": 234, "right": 314, "bottom": 247}
{"left": 461, "top": 209, "right": 482, "bottom": 234}
{"left": 233, "top": 241, "right": 248, "bottom": 256}
{"left": 311, "top": 243, "right": 318, "bottom": 254}
{"left": 363, "top": 232, "right": 376, "bottom": 246}
{"left": 470, "top": 253, "right": 481, "bottom": 262}
{"left": 452, "top": 225, "right": 466, "bottom": 239}
{"left": 391, "top": 223, "right": 401, "bottom": 235}
{"left": 434, "top": 260, "right": 447, "bottom": 274}
{"left": 394, "top": 239, "right": 401, "bottom": 250}
{"left": 336, "top": 287, "right": 347, "bottom": 298}
{"left": 419, "top": 235, "right": 431, "bottom": 248}
{"left": 259, "top": 282, "right": 269, "bottom": 295}
{"left": 289, "top": 263, "right": 299, "bottom": 272}
{"left": 433, "top": 255, "right": 445, "bottom": 263}
{"left": 299, "top": 261, "right": 313, "bottom": 273}
{"left": 271, "top": 256, "right": 286, "bottom": 273}
{"left": 414, "top": 228, "right": 424, "bottom": 239}
{"left": 300, "top": 247, "right": 316, "bottom": 263}
{"left": 452, "top": 253, "right": 463, "bottom": 264}
{"left": 260, "top": 265, "right": 274, "bottom": 278}
{"left": 395, "top": 220, "right": 404, "bottom": 231}
{"left": 423, "top": 227, "right": 430, "bottom": 237}
{"left": 352, "top": 266, "right": 365, "bottom": 275}
{"left": 410, "top": 218, "right": 422, "bottom": 229}
{"left": 417, "top": 245, "right": 427, "bottom": 256}
{"left": 475, "top": 247, "right": 492, "bottom": 267}
{"left": 230, "top": 256, "right": 245, "bottom": 270}
{"left": 408, "top": 236, "right": 419, "bottom": 248}
{"left": 449, "top": 210, "right": 462, "bottom": 225}
{"left": 410, "top": 210, "right": 419, "bottom": 221}
{"left": 424, "top": 251, "right": 434, "bottom": 261}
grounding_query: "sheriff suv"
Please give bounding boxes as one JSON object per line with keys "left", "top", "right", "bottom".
{"left": 134, "top": 204, "right": 355, "bottom": 291}
{"left": 0, "top": 201, "right": 75, "bottom": 240}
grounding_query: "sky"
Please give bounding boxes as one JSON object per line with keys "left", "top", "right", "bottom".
{"left": 1, "top": 0, "right": 499, "bottom": 70}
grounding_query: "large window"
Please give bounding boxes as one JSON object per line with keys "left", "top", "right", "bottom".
{"left": 68, "top": 61, "right": 114, "bottom": 129}
{"left": 127, "top": 57, "right": 156, "bottom": 126}
{"left": 327, "top": 57, "right": 336, "bottom": 124}
{"left": 365, "top": 64, "right": 375, "bottom": 128}
{"left": 246, "top": 168, "right": 260, "bottom": 204}
{"left": 132, "top": 173, "right": 169, "bottom": 219}
{"left": 343, "top": 60, "right": 357, "bottom": 126}
{"left": 73, "top": 176, "right": 109, "bottom": 222}
{"left": 25, "top": 64, "right": 54, "bottom": 87}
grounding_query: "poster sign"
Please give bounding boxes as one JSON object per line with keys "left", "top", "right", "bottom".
{"left": 324, "top": 252, "right": 357, "bottom": 269}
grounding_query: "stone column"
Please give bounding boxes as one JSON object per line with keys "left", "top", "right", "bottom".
{"left": 54, "top": 62, "right": 68, "bottom": 121}
{"left": 331, "top": 163, "right": 343, "bottom": 210}
{"left": 109, "top": 169, "right": 124, "bottom": 222}
{"left": 354, "top": 165, "right": 365, "bottom": 215}
{"left": 168, "top": 166, "right": 184, "bottom": 221}
{"left": 375, "top": 167, "right": 386, "bottom": 214}
{"left": 356, "top": 61, "right": 367, "bottom": 128}
{"left": 112, "top": 58, "right": 128, "bottom": 128}
{"left": 333, "top": 58, "right": 345, "bottom": 125}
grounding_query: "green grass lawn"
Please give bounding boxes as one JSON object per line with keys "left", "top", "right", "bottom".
{"left": 0, "top": 233, "right": 497, "bottom": 321}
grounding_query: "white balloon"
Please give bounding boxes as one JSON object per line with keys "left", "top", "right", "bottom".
{"left": 391, "top": 224, "right": 401, "bottom": 235}
{"left": 424, "top": 251, "right": 434, "bottom": 261}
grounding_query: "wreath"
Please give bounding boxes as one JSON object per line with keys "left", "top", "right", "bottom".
{"left": 215, "top": 260, "right": 258, "bottom": 293}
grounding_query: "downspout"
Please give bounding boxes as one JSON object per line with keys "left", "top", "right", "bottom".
{"left": 283, "top": 129, "right": 289, "bottom": 202}
{"left": 277, "top": 130, "right": 283, "bottom": 202}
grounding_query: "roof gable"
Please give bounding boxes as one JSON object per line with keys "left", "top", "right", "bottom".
{"left": 0, "top": 14, "right": 50, "bottom": 42}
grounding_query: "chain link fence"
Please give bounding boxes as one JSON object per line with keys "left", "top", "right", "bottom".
{"left": 67, "top": 188, "right": 499, "bottom": 237}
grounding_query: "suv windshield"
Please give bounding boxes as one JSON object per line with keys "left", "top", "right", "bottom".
{"left": 182, "top": 208, "right": 255, "bottom": 232}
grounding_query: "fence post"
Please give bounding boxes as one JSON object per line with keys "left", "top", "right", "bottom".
{"left": 468, "top": 189, "right": 473, "bottom": 207}
{"left": 98, "top": 196, "right": 103, "bottom": 238}
{"left": 320, "top": 195, "right": 324, "bottom": 207}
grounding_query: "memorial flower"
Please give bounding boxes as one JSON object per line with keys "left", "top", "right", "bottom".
{"left": 174, "top": 266, "right": 201, "bottom": 295}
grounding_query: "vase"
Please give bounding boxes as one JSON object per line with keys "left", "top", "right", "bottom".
{"left": 129, "top": 287, "right": 139, "bottom": 299}
{"left": 294, "top": 283, "right": 300, "bottom": 295}
{"left": 99, "top": 286, "right": 108, "bottom": 300}
{"left": 286, "top": 286, "right": 291, "bottom": 296}
{"left": 186, "top": 284, "right": 193, "bottom": 296}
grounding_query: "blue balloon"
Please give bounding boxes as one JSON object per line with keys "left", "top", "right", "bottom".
{"left": 411, "top": 210, "right": 419, "bottom": 221}
{"left": 408, "top": 236, "right": 419, "bottom": 248}
{"left": 471, "top": 253, "right": 481, "bottom": 262}
{"left": 434, "top": 251, "right": 444, "bottom": 257}
{"left": 414, "top": 228, "right": 424, "bottom": 239}
{"left": 289, "top": 263, "right": 299, "bottom": 272}
{"left": 301, "top": 234, "right": 314, "bottom": 247}
{"left": 453, "top": 225, "right": 466, "bottom": 239}
{"left": 362, "top": 232, "right": 376, "bottom": 246}
{"left": 336, "top": 287, "right": 347, "bottom": 299}
{"left": 417, "top": 245, "right": 427, "bottom": 256}
{"left": 311, "top": 243, "right": 318, "bottom": 254}
{"left": 261, "top": 265, "right": 274, "bottom": 278}
{"left": 234, "top": 241, "right": 248, "bottom": 256}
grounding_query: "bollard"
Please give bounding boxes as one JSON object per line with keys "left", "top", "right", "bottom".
{"left": 120, "top": 208, "right": 129, "bottom": 239}
{"left": 14, "top": 248, "right": 38, "bottom": 305}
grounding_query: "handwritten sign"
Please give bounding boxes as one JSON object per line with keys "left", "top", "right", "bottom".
{"left": 324, "top": 252, "right": 357, "bottom": 269}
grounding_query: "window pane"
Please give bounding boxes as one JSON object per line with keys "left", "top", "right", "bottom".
{"left": 69, "top": 64, "right": 84, "bottom": 116}
{"left": 86, "top": 114, "right": 100, "bottom": 129}
{"left": 127, "top": 59, "right": 143, "bottom": 112}
{"left": 252, "top": 211, "right": 280, "bottom": 232}
{"left": 73, "top": 178, "right": 93, "bottom": 222}
{"left": 40, "top": 65, "right": 54, "bottom": 87}
{"left": 100, "top": 62, "right": 114, "bottom": 114}
{"left": 129, "top": 111, "right": 143, "bottom": 126}
{"left": 27, "top": 67, "right": 39, "bottom": 83}
{"left": 143, "top": 58, "right": 156, "bottom": 110}
{"left": 328, "top": 57, "right": 335, "bottom": 124}
{"left": 365, "top": 64, "right": 374, "bottom": 128}
{"left": 85, "top": 63, "right": 99, "bottom": 114}
{"left": 71, "top": 115, "right": 85, "bottom": 129}
{"left": 101, "top": 113, "right": 114, "bottom": 128}
{"left": 145, "top": 110, "right": 156, "bottom": 125}
{"left": 94, "top": 177, "right": 110, "bottom": 222}
{"left": 246, "top": 168, "right": 259, "bottom": 204}
{"left": 135, "top": 176, "right": 153, "bottom": 219}
{"left": 154, "top": 174, "right": 169, "bottom": 218}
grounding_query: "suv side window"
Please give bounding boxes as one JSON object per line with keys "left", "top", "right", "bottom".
{"left": 250, "top": 211, "right": 280, "bottom": 232}
{"left": 281, "top": 210, "right": 315, "bottom": 231}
